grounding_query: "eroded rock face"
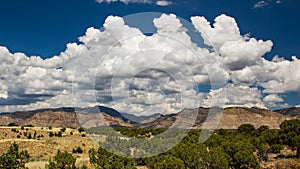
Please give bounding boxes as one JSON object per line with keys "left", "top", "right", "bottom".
{"left": 216, "top": 107, "right": 290, "bottom": 129}
{"left": 0, "top": 110, "right": 80, "bottom": 128}
{"left": 0, "top": 107, "right": 133, "bottom": 128}
{"left": 25, "top": 111, "right": 81, "bottom": 128}
{"left": 0, "top": 106, "right": 298, "bottom": 129}
{"left": 77, "top": 112, "right": 133, "bottom": 128}
{"left": 275, "top": 107, "right": 300, "bottom": 119}
{"left": 140, "top": 107, "right": 295, "bottom": 129}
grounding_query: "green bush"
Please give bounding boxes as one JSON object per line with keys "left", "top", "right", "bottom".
{"left": 49, "top": 131, "right": 54, "bottom": 137}
{"left": 78, "top": 127, "right": 85, "bottom": 133}
{"left": 7, "top": 122, "right": 18, "bottom": 127}
{"left": 57, "top": 131, "right": 63, "bottom": 137}
{"left": 238, "top": 124, "right": 256, "bottom": 135}
{"left": 60, "top": 127, "right": 66, "bottom": 132}
{"left": 73, "top": 147, "right": 83, "bottom": 154}
{"left": 271, "top": 144, "right": 284, "bottom": 154}
{"left": 0, "top": 142, "right": 30, "bottom": 169}
{"left": 46, "top": 150, "right": 76, "bottom": 169}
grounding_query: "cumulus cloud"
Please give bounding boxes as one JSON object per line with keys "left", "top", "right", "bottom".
{"left": 263, "top": 94, "right": 283, "bottom": 104}
{"left": 206, "top": 84, "right": 265, "bottom": 108}
{"left": 0, "top": 13, "right": 298, "bottom": 114}
{"left": 191, "top": 14, "right": 273, "bottom": 70}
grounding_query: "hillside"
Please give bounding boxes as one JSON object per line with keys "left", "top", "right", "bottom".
{"left": 0, "top": 106, "right": 299, "bottom": 129}
{"left": 0, "top": 106, "right": 133, "bottom": 128}
{"left": 140, "top": 107, "right": 293, "bottom": 129}
{"left": 274, "top": 107, "right": 300, "bottom": 118}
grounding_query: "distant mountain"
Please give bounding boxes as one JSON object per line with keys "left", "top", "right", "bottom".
{"left": 120, "top": 113, "right": 161, "bottom": 123}
{"left": 0, "top": 108, "right": 80, "bottom": 128}
{"left": 0, "top": 106, "right": 134, "bottom": 128}
{"left": 140, "top": 107, "right": 293, "bottom": 129}
{"left": 0, "top": 106, "right": 299, "bottom": 129}
{"left": 274, "top": 107, "right": 300, "bottom": 118}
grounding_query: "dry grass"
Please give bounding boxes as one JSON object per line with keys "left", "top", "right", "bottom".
{"left": 0, "top": 127, "right": 98, "bottom": 169}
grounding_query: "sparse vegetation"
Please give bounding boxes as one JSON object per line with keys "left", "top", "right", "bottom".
{"left": 0, "top": 119, "right": 300, "bottom": 168}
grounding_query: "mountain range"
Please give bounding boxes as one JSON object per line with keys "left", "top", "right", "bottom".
{"left": 0, "top": 106, "right": 299, "bottom": 129}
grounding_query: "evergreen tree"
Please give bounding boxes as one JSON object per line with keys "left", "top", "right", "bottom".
{"left": 0, "top": 142, "right": 30, "bottom": 169}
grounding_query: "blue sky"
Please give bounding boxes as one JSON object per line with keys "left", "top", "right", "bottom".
{"left": 0, "top": 0, "right": 299, "bottom": 113}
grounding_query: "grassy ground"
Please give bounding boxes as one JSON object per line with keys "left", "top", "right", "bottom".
{"left": 0, "top": 126, "right": 98, "bottom": 169}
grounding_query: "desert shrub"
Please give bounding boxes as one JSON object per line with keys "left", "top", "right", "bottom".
{"left": 57, "top": 131, "right": 62, "bottom": 137}
{"left": 271, "top": 144, "right": 284, "bottom": 154}
{"left": 60, "top": 127, "right": 66, "bottom": 132}
{"left": 7, "top": 122, "right": 18, "bottom": 127}
{"left": 27, "top": 133, "right": 32, "bottom": 139}
{"left": 76, "top": 147, "right": 83, "bottom": 154}
{"left": 23, "top": 124, "right": 34, "bottom": 127}
{"left": 49, "top": 131, "right": 54, "bottom": 137}
{"left": 46, "top": 150, "right": 76, "bottom": 169}
{"left": 78, "top": 127, "right": 84, "bottom": 133}
{"left": 72, "top": 147, "right": 83, "bottom": 154}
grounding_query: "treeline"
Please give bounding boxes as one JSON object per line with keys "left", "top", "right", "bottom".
{"left": 1, "top": 119, "right": 300, "bottom": 169}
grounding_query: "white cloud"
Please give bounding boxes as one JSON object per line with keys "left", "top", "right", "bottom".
{"left": 95, "top": 0, "right": 172, "bottom": 6}
{"left": 205, "top": 84, "right": 265, "bottom": 108}
{"left": 192, "top": 14, "right": 273, "bottom": 70}
{"left": 253, "top": 0, "right": 284, "bottom": 8}
{"left": 0, "top": 13, "right": 298, "bottom": 114}
{"left": 263, "top": 94, "right": 283, "bottom": 103}
{"left": 263, "top": 94, "right": 285, "bottom": 107}
{"left": 191, "top": 14, "right": 243, "bottom": 52}
{"left": 253, "top": 1, "right": 270, "bottom": 8}
{"left": 156, "top": 0, "right": 172, "bottom": 6}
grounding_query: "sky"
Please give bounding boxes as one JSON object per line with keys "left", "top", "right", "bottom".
{"left": 0, "top": 0, "right": 299, "bottom": 114}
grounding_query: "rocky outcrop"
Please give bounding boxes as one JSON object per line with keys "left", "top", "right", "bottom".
{"left": 141, "top": 107, "right": 293, "bottom": 129}
{"left": 0, "top": 106, "right": 298, "bottom": 129}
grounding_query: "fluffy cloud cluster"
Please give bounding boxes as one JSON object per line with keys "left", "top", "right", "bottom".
{"left": 191, "top": 14, "right": 273, "bottom": 70}
{"left": 0, "top": 13, "right": 299, "bottom": 115}
{"left": 96, "top": 0, "right": 172, "bottom": 6}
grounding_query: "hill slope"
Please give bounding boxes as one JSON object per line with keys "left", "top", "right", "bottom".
{"left": 0, "top": 106, "right": 298, "bottom": 129}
